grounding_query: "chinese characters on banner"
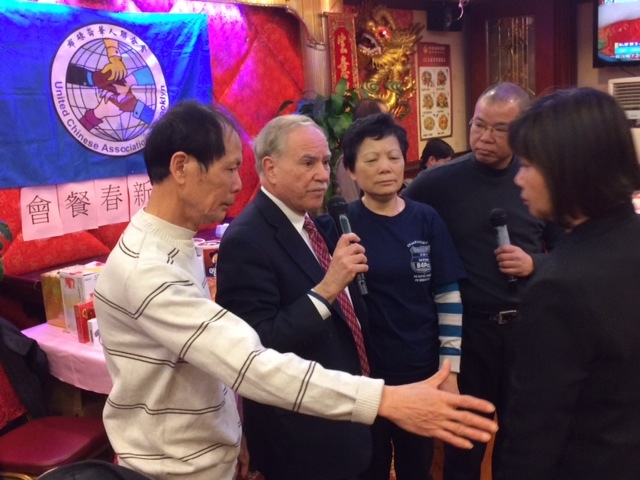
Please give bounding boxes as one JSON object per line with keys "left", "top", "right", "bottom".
{"left": 327, "top": 13, "right": 360, "bottom": 89}
{"left": 417, "top": 42, "right": 452, "bottom": 139}
{"left": 20, "top": 174, "right": 152, "bottom": 241}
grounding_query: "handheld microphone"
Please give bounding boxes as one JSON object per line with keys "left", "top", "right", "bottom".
{"left": 327, "top": 196, "right": 368, "bottom": 296}
{"left": 489, "top": 208, "right": 518, "bottom": 289}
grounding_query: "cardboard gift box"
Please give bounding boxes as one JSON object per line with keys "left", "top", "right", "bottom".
{"left": 59, "top": 264, "right": 103, "bottom": 332}
{"left": 41, "top": 269, "right": 66, "bottom": 328}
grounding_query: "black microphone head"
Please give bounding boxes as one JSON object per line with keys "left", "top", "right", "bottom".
{"left": 327, "top": 196, "right": 349, "bottom": 216}
{"left": 489, "top": 208, "right": 507, "bottom": 227}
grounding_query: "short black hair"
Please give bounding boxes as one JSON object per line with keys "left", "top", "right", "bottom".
{"left": 352, "top": 98, "right": 387, "bottom": 121}
{"left": 509, "top": 87, "right": 640, "bottom": 227}
{"left": 419, "top": 138, "right": 454, "bottom": 170}
{"left": 143, "top": 100, "right": 240, "bottom": 184}
{"left": 341, "top": 113, "right": 408, "bottom": 172}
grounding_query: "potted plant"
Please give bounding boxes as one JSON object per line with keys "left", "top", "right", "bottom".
{"left": 0, "top": 220, "right": 13, "bottom": 282}
{"left": 278, "top": 77, "right": 369, "bottom": 203}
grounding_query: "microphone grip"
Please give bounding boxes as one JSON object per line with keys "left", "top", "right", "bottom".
{"left": 355, "top": 273, "right": 368, "bottom": 295}
{"left": 494, "top": 224, "right": 518, "bottom": 289}
{"left": 494, "top": 225, "right": 511, "bottom": 247}
{"left": 338, "top": 215, "right": 352, "bottom": 234}
{"left": 337, "top": 214, "right": 368, "bottom": 296}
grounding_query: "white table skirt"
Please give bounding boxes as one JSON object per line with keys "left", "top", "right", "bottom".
{"left": 22, "top": 323, "right": 112, "bottom": 394}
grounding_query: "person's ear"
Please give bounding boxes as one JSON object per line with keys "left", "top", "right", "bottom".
{"left": 262, "top": 156, "right": 276, "bottom": 182}
{"left": 347, "top": 167, "right": 357, "bottom": 182}
{"left": 170, "top": 152, "right": 190, "bottom": 184}
{"left": 427, "top": 156, "right": 437, "bottom": 168}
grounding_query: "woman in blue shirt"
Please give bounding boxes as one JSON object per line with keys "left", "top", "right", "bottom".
{"left": 320, "top": 113, "right": 466, "bottom": 480}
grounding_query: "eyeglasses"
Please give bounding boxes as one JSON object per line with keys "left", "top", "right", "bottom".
{"left": 469, "top": 118, "right": 509, "bottom": 138}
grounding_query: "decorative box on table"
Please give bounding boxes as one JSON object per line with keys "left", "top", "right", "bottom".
{"left": 59, "top": 262, "right": 103, "bottom": 333}
{"left": 41, "top": 268, "right": 66, "bottom": 328}
{"left": 74, "top": 299, "right": 96, "bottom": 343}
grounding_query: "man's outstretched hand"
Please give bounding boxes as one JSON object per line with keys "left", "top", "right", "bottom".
{"left": 377, "top": 360, "right": 498, "bottom": 449}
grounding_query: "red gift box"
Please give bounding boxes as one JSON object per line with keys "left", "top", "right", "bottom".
{"left": 74, "top": 299, "right": 96, "bottom": 343}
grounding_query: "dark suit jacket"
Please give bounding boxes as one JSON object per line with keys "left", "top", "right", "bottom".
{"left": 216, "top": 190, "right": 372, "bottom": 480}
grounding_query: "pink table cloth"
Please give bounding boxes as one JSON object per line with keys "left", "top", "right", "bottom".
{"left": 22, "top": 323, "right": 112, "bottom": 394}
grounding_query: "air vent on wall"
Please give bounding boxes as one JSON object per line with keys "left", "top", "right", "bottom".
{"left": 609, "top": 77, "right": 640, "bottom": 120}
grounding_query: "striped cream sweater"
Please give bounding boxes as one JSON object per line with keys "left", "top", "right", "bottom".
{"left": 94, "top": 210, "right": 383, "bottom": 480}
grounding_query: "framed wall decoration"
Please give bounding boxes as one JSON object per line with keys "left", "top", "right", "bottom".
{"left": 417, "top": 42, "right": 452, "bottom": 139}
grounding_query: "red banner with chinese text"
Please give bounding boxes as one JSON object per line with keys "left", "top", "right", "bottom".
{"left": 327, "top": 13, "right": 359, "bottom": 90}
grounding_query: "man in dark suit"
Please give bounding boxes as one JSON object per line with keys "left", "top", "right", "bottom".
{"left": 216, "top": 114, "right": 372, "bottom": 480}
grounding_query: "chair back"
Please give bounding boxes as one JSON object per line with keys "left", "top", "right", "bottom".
{"left": 0, "top": 318, "right": 112, "bottom": 479}
{"left": 0, "top": 363, "right": 27, "bottom": 433}
{"left": 0, "top": 317, "right": 49, "bottom": 419}
{"left": 38, "top": 460, "right": 151, "bottom": 480}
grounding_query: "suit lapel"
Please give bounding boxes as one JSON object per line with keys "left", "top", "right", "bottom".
{"left": 251, "top": 191, "right": 365, "bottom": 332}
{"left": 253, "top": 191, "right": 326, "bottom": 286}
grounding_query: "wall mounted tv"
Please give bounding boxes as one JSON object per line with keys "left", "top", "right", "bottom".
{"left": 593, "top": 0, "right": 640, "bottom": 68}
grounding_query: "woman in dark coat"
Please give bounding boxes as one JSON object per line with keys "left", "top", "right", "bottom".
{"left": 496, "top": 87, "right": 640, "bottom": 480}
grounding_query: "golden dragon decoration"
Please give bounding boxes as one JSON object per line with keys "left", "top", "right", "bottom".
{"left": 356, "top": 5, "right": 423, "bottom": 119}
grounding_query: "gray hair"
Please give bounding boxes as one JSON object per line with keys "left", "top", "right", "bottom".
{"left": 478, "top": 82, "right": 531, "bottom": 112}
{"left": 253, "top": 115, "right": 325, "bottom": 175}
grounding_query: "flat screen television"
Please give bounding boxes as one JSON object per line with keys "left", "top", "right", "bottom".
{"left": 593, "top": 0, "right": 640, "bottom": 68}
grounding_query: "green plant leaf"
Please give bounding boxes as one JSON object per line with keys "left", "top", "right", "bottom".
{"left": 327, "top": 114, "right": 352, "bottom": 143}
{"left": 277, "top": 100, "right": 296, "bottom": 115}
{"left": 0, "top": 221, "right": 12, "bottom": 242}
{"left": 336, "top": 77, "right": 348, "bottom": 96}
{"left": 312, "top": 96, "right": 329, "bottom": 121}
{"left": 0, "top": 220, "right": 8, "bottom": 282}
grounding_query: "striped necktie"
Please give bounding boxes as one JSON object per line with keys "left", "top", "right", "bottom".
{"left": 303, "top": 216, "right": 370, "bottom": 376}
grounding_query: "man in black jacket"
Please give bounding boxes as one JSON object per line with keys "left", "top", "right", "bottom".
{"left": 404, "top": 82, "right": 563, "bottom": 479}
